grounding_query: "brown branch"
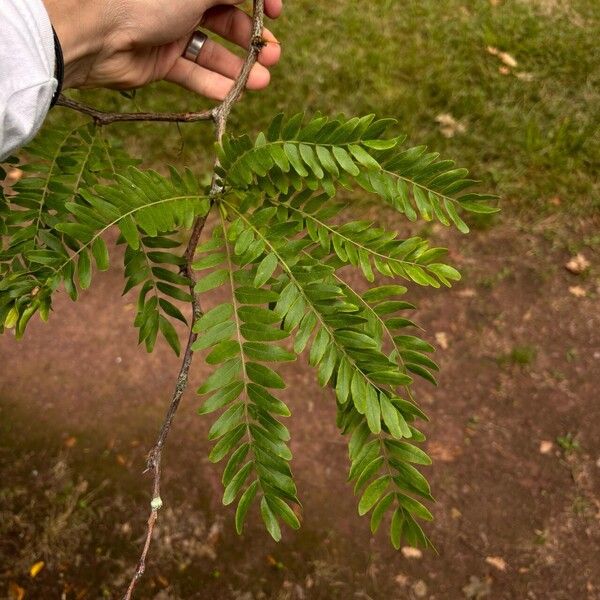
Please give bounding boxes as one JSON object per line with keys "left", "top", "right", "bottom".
{"left": 122, "top": 209, "right": 207, "bottom": 600}
{"left": 213, "top": 0, "right": 266, "bottom": 142}
{"left": 56, "top": 96, "right": 215, "bottom": 126}
{"left": 122, "top": 2, "right": 266, "bottom": 598}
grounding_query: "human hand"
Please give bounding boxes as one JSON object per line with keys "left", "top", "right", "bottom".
{"left": 42, "top": 0, "right": 283, "bottom": 100}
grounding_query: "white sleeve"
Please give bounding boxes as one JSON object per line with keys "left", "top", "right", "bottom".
{"left": 0, "top": 0, "right": 58, "bottom": 160}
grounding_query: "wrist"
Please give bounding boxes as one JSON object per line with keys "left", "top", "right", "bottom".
{"left": 42, "top": 0, "right": 107, "bottom": 88}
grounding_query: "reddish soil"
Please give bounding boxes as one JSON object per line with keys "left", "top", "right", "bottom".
{"left": 1, "top": 215, "right": 599, "bottom": 600}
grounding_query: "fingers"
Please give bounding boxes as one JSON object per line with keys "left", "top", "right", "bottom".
{"left": 164, "top": 2, "right": 282, "bottom": 101}
{"left": 165, "top": 57, "right": 235, "bottom": 100}
{"left": 165, "top": 51, "right": 271, "bottom": 101}
{"left": 195, "top": 38, "right": 271, "bottom": 90}
{"left": 201, "top": 5, "right": 281, "bottom": 67}
{"left": 265, "top": 0, "right": 283, "bottom": 19}
{"left": 202, "top": 0, "right": 282, "bottom": 19}
{"left": 202, "top": 0, "right": 282, "bottom": 20}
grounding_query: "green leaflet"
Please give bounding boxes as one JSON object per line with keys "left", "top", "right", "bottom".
{"left": 198, "top": 381, "right": 244, "bottom": 415}
{"left": 390, "top": 507, "right": 404, "bottom": 550}
{"left": 243, "top": 342, "right": 296, "bottom": 363}
{"left": 267, "top": 496, "right": 301, "bottom": 530}
{"left": 260, "top": 496, "right": 282, "bottom": 542}
{"left": 223, "top": 462, "right": 254, "bottom": 505}
{"left": 358, "top": 476, "right": 390, "bottom": 516}
{"left": 246, "top": 362, "right": 286, "bottom": 389}
{"left": 235, "top": 481, "right": 259, "bottom": 534}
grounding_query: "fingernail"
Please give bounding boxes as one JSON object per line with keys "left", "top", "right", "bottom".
{"left": 262, "top": 29, "right": 278, "bottom": 43}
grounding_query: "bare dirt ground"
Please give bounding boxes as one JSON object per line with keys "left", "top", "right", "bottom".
{"left": 1, "top": 211, "right": 599, "bottom": 600}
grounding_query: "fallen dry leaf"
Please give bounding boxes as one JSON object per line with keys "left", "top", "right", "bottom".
{"left": 435, "top": 113, "right": 467, "bottom": 138}
{"left": 485, "top": 556, "right": 507, "bottom": 571}
{"left": 463, "top": 575, "right": 493, "bottom": 599}
{"left": 486, "top": 46, "right": 518, "bottom": 68}
{"left": 435, "top": 332, "right": 449, "bottom": 350}
{"left": 515, "top": 71, "right": 535, "bottom": 81}
{"left": 451, "top": 507, "right": 463, "bottom": 519}
{"left": 64, "top": 436, "right": 77, "bottom": 448}
{"left": 207, "top": 520, "right": 223, "bottom": 546}
{"left": 427, "top": 441, "right": 462, "bottom": 462}
{"left": 121, "top": 521, "right": 132, "bottom": 535}
{"left": 8, "top": 582, "right": 25, "bottom": 600}
{"left": 413, "top": 580, "right": 428, "bottom": 598}
{"left": 587, "top": 582, "right": 596, "bottom": 593}
{"left": 401, "top": 546, "right": 423, "bottom": 559}
{"left": 569, "top": 285, "right": 587, "bottom": 298}
{"left": 458, "top": 288, "right": 477, "bottom": 298}
{"left": 539, "top": 440, "right": 554, "bottom": 454}
{"left": 498, "top": 51, "right": 518, "bottom": 67}
{"left": 4, "top": 167, "right": 23, "bottom": 187}
{"left": 565, "top": 253, "right": 590, "bottom": 274}
{"left": 29, "top": 560, "right": 45, "bottom": 578}
{"left": 266, "top": 555, "right": 284, "bottom": 569}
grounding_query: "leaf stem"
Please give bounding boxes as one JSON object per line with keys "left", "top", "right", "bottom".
{"left": 219, "top": 208, "right": 258, "bottom": 477}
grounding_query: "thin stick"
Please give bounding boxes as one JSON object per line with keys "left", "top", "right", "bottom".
{"left": 121, "top": 308, "right": 199, "bottom": 600}
{"left": 121, "top": 2, "right": 266, "bottom": 598}
{"left": 214, "top": 0, "right": 266, "bottom": 141}
{"left": 56, "top": 96, "right": 215, "bottom": 126}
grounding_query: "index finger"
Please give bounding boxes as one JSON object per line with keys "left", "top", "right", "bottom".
{"left": 265, "top": 0, "right": 282, "bottom": 19}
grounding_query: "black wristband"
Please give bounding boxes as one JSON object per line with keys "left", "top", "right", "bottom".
{"left": 50, "top": 26, "right": 64, "bottom": 108}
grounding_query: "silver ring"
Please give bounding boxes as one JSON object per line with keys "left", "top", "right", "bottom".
{"left": 183, "top": 31, "right": 208, "bottom": 63}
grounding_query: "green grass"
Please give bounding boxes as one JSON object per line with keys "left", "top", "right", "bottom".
{"left": 62, "top": 0, "right": 600, "bottom": 218}
{"left": 557, "top": 431, "right": 581, "bottom": 454}
{"left": 498, "top": 345, "right": 537, "bottom": 367}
